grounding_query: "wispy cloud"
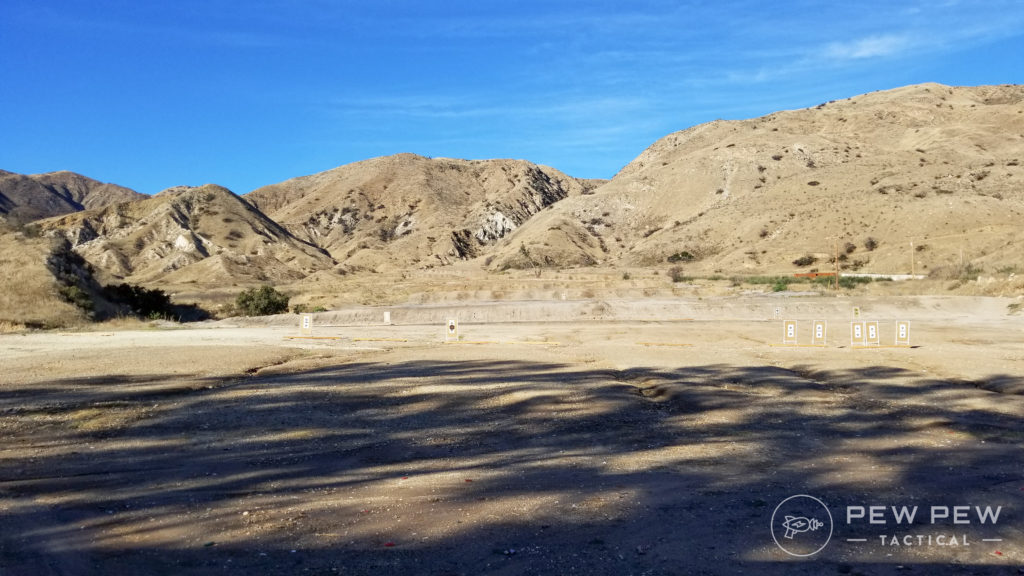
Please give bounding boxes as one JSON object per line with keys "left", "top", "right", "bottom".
{"left": 322, "top": 94, "right": 650, "bottom": 124}
{"left": 823, "top": 34, "right": 915, "bottom": 60}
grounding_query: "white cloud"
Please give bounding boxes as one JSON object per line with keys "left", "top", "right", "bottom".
{"left": 823, "top": 34, "right": 915, "bottom": 60}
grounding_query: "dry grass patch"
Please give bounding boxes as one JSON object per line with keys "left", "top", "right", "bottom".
{"left": 0, "top": 232, "right": 85, "bottom": 327}
{"left": 0, "top": 320, "right": 27, "bottom": 333}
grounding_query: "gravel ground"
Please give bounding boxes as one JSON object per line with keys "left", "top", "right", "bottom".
{"left": 1, "top": 295, "right": 1022, "bottom": 575}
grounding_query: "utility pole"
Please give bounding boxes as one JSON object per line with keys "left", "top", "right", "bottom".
{"left": 834, "top": 238, "right": 840, "bottom": 290}
{"left": 910, "top": 240, "right": 915, "bottom": 276}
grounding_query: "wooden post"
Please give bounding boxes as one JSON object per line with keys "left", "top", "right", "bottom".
{"left": 834, "top": 239, "right": 840, "bottom": 290}
{"left": 910, "top": 240, "right": 915, "bottom": 276}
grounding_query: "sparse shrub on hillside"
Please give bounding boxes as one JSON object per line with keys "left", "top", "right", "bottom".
{"left": 844, "top": 242, "right": 857, "bottom": 254}
{"left": 864, "top": 237, "right": 879, "bottom": 251}
{"left": 668, "top": 266, "right": 690, "bottom": 283}
{"left": 928, "top": 263, "right": 983, "bottom": 281}
{"left": 19, "top": 223, "right": 42, "bottom": 238}
{"left": 667, "top": 251, "right": 695, "bottom": 263}
{"left": 46, "top": 239, "right": 99, "bottom": 316}
{"left": 792, "top": 255, "right": 818, "bottom": 267}
{"left": 58, "top": 284, "right": 93, "bottom": 312}
{"left": 236, "top": 286, "right": 290, "bottom": 316}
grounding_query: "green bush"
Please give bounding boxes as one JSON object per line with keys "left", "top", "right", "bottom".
{"left": 811, "top": 276, "right": 873, "bottom": 289}
{"left": 58, "top": 284, "right": 94, "bottom": 311}
{"left": 739, "top": 275, "right": 791, "bottom": 286}
{"left": 667, "top": 251, "right": 695, "bottom": 263}
{"left": 104, "top": 283, "right": 172, "bottom": 318}
{"left": 236, "top": 286, "right": 290, "bottom": 316}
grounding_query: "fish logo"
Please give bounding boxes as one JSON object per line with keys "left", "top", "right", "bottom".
{"left": 771, "top": 495, "right": 833, "bottom": 557}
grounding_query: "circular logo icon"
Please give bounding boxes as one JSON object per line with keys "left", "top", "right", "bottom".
{"left": 771, "top": 494, "right": 833, "bottom": 557}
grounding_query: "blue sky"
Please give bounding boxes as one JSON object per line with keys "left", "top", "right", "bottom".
{"left": 2, "top": 1, "right": 1022, "bottom": 194}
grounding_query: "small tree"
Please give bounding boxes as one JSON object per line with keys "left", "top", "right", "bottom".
{"left": 236, "top": 286, "right": 289, "bottom": 316}
{"left": 104, "top": 283, "right": 171, "bottom": 317}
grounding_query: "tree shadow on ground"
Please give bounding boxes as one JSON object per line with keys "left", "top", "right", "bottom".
{"left": 1, "top": 359, "right": 1022, "bottom": 575}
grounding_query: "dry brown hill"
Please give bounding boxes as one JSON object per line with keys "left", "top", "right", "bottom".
{"left": 245, "top": 154, "right": 601, "bottom": 271}
{"left": 38, "top": 184, "right": 334, "bottom": 286}
{"left": 493, "top": 83, "right": 1024, "bottom": 277}
{"left": 0, "top": 170, "right": 144, "bottom": 225}
{"left": 0, "top": 231, "right": 89, "bottom": 328}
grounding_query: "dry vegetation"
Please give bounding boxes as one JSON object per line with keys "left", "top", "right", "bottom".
{"left": 493, "top": 83, "right": 1024, "bottom": 275}
{"left": 0, "top": 231, "right": 86, "bottom": 328}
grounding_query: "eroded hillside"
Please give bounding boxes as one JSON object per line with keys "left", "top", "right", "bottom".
{"left": 494, "top": 83, "right": 1024, "bottom": 276}
{"left": 246, "top": 154, "right": 601, "bottom": 271}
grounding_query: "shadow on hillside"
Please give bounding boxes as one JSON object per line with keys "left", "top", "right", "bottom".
{"left": 1, "top": 359, "right": 1021, "bottom": 575}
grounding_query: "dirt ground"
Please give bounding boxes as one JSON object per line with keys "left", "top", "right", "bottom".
{"left": 1, "top": 294, "right": 1022, "bottom": 575}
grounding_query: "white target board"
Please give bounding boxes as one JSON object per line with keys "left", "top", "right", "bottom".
{"left": 811, "top": 320, "right": 827, "bottom": 346}
{"left": 300, "top": 314, "right": 313, "bottom": 336}
{"left": 445, "top": 319, "right": 459, "bottom": 341}
{"left": 895, "top": 321, "right": 911, "bottom": 346}
{"left": 852, "top": 321, "right": 879, "bottom": 346}
{"left": 774, "top": 306, "right": 782, "bottom": 319}
{"left": 783, "top": 320, "right": 798, "bottom": 345}
{"left": 850, "top": 321, "right": 865, "bottom": 346}
{"left": 865, "top": 321, "right": 880, "bottom": 346}
{"left": 383, "top": 311, "right": 392, "bottom": 325}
